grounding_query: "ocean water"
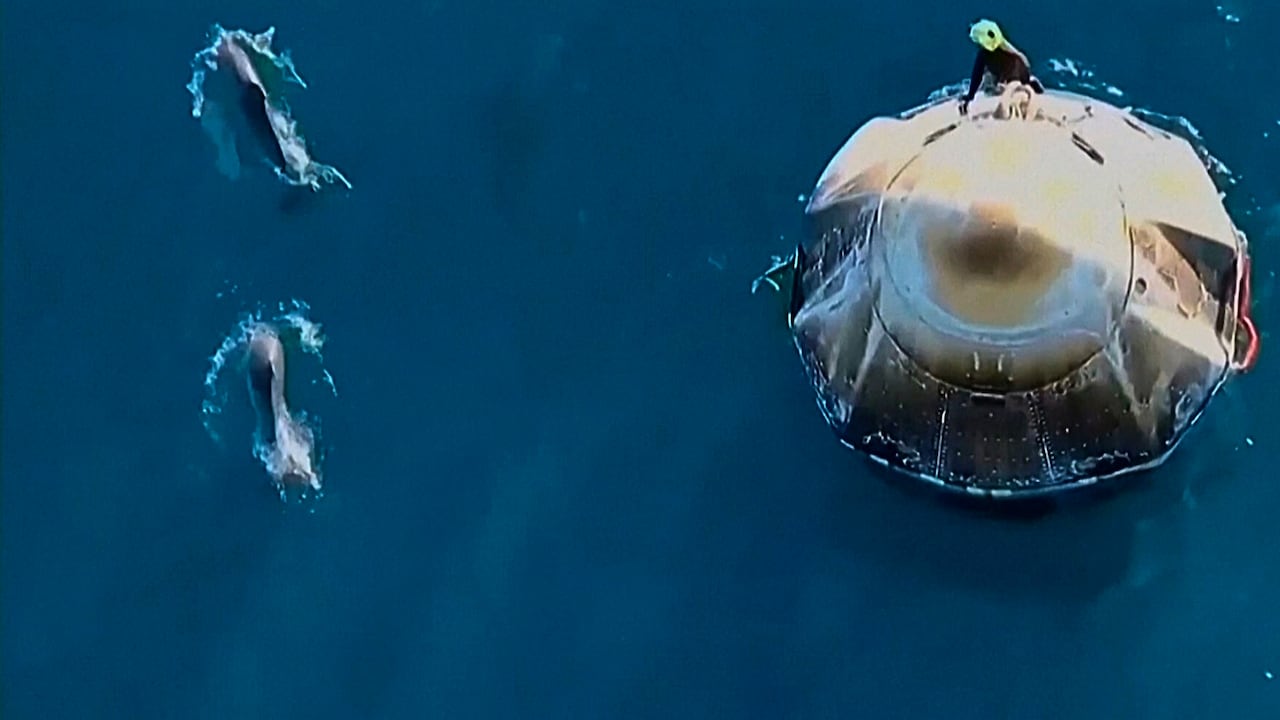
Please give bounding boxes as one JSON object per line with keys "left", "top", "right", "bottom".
{"left": 3, "top": 0, "right": 1279, "bottom": 717}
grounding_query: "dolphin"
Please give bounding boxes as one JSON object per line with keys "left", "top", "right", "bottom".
{"left": 246, "top": 324, "right": 319, "bottom": 492}
{"left": 209, "top": 29, "right": 350, "bottom": 190}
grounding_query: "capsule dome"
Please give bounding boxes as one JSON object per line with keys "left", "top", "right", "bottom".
{"left": 789, "top": 88, "right": 1257, "bottom": 497}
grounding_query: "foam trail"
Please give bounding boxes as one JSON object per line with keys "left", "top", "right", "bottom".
{"left": 187, "top": 24, "right": 351, "bottom": 191}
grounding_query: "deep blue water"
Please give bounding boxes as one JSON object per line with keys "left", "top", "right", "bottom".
{"left": 4, "top": 1, "right": 1280, "bottom": 717}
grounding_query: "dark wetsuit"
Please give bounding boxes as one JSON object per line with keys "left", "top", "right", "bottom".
{"left": 964, "top": 43, "right": 1045, "bottom": 105}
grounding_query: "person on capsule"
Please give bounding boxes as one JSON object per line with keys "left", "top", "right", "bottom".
{"left": 960, "top": 19, "right": 1045, "bottom": 116}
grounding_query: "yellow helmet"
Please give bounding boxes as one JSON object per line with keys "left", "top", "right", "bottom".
{"left": 970, "top": 19, "right": 1005, "bottom": 52}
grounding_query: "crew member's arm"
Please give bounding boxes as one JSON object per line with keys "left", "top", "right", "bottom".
{"left": 960, "top": 51, "right": 986, "bottom": 114}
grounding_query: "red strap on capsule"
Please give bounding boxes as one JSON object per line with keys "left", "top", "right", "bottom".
{"left": 1234, "top": 254, "right": 1260, "bottom": 372}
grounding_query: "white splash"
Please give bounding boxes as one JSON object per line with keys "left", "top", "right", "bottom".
{"left": 1044, "top": 56, "right": 1126, "bottom": 98}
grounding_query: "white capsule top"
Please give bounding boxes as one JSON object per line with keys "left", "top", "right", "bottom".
{"left": 870, "top": 120, "right": 1131, "bottom": 390}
